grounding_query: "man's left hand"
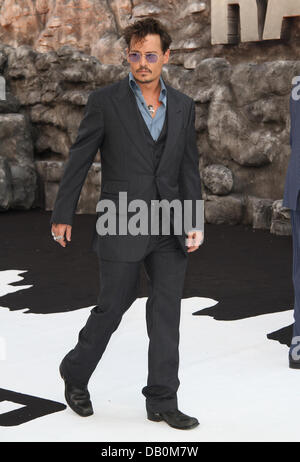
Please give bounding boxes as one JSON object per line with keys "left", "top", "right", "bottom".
{"left": 186, "top": 230, "right": 204, "bottom": 253}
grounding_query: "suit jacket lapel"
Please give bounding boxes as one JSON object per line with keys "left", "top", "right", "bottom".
{"left": 112, "top": 74, "right": 183, "bottom": 172}
{"left": 157, "top": 84, "right": 182, "bottom": 175}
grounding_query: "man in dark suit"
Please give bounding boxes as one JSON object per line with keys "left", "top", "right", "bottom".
{"left": 283, "top": 79, "right": 300, "bottom": 369}
{"left": 50, "top": 17, "right": 204, "bottom": 430}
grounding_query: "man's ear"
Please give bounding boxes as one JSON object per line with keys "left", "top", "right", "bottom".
{"left": 163, "top": 49, "right": 170, "bottom": 64}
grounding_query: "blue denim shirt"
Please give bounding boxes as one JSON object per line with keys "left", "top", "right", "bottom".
{"left": 128, "top": 71, "right": 167, "bottom": 141}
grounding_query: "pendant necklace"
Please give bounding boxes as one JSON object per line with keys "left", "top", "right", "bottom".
{"left": 147, "top": 104, "right": 155, "bottom": 115}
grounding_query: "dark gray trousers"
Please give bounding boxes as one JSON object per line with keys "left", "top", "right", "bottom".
{"left": 61, "top": 232, "right": 188, "bottom": 413}
{"left": 290, "top": 210, "right": 300, "bottom": 354}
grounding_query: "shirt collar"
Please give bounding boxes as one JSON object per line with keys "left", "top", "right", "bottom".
{"left": 129, "top": 71, "right": 167, "bottom": 103}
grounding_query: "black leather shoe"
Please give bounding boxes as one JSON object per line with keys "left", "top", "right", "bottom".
{"left": 147, "top": 408, "right": 199, "bottom": 430}
{"left": 59, "top": 362, "right": 93, "bottom": 417}
{"left": 289, "top": 353, "right": 300, "bottom": 369}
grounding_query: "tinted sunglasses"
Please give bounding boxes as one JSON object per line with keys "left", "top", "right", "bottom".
{"left": 128, "top": 52, "right": 160, "bottom": 63}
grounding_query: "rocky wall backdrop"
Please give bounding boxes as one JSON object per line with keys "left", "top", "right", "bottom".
{"left": 0, "top": 0, "right": 300, "bottom": 234}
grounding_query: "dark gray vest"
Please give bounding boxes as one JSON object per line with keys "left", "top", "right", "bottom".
{"left": 129, "top": 91, "right": 172, "bottom": 234}
{"left": 134, "top": 100, "right": 173, "bottom": 234}
{"left": 137, "top": 106, "right": 168, "bottom": 170}
{"left": 133, "top": 98, "right": 168, "bottom": 201}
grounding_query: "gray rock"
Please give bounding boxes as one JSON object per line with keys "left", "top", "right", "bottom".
{"left": 0, "top": 156, "right": 13, "bottom": 210}
{"left": 6, "top": 45, "right": 38, "bottom": 80}
{"left": 195, "top": 103, "right": 208, "bottom": 132}
{"left": 202, "top": 164, "right": 233, "bottom": 195}
{"left": 36, "top": 160, "right": 65, "bottom": 183}
{"left": 0, "top": 51, "right": 7, "bottom": 71}
{"left": 37, "top": 160, "right": 101, "bottom": 213}
{"left": 0, "top": 111, "right": 37, "bottom": 209}
{"left": 0, "top": 114, "right": 34, "bottom": 161}
{"left": 270, "top": 200, "right": 292, "bottom": 236}
{"left": 10, "top": 162, "right": 37, "bottom": 209}
{"left": 35, "top": 126, "right": 72, "bottom": 159}
{"left": 132, "top": 3, "right": 162, "bottom": 17}
{"left": 204, "top": 194, "right": 243, "bottom": 225}
{"left": 208, "top": 84, "right": 282, "bottom": 167}
{"left": 245, "top": 196, "right": 274, "bottom": 230}
{"left": 0, "top": 91, "right": 21, "bottom": 113}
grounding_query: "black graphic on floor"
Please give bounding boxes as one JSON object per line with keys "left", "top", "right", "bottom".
{"left": 0, "top": 388, "right": 66, "bottom": 426}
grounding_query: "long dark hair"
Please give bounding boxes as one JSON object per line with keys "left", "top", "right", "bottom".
{"left": 123, "top": 17, "right": 172, "bottom": 53}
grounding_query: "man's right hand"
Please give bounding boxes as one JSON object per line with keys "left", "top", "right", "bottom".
{"left": 51, "top": 223, "right": 72, "bottom": 248}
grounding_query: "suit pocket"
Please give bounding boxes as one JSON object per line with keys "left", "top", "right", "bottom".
{"left": 102, "top": 180, "right": 129, "bottom": 195}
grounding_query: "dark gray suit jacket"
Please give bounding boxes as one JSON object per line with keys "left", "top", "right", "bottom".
{"left": 50, "top": 74, "right": 203, "bottom": 261}
{"left": 283, "top": 88, "right": 300, "bottom": 210}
